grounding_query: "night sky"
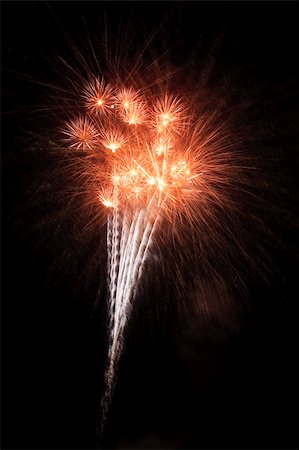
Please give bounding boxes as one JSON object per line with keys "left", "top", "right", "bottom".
{"left": 1, "top": 2, "right": 298, "bottom": 450}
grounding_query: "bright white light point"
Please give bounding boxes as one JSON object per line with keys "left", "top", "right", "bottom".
{"left": 101, "top": 198, "right": 116, "bottom": 208}
{"left": 157, "top": 177, "right": 166, "bottom": 191}
{"left": 147, "top": 177, "right": 156, "bottom": 186}
{"left": 161, "top": 114, "right": 171, "bottom": 127}
{"left": 128, "top": 117, "right": 137, "bottom": 125}
{"left": 97, "top": 99, "right": 104, "bottom": 106}
{"left": 105, "top": 142, "right": 121, "bottom": 152}
{"left": 146, "top": 177, "right": 166, "bottom": 191}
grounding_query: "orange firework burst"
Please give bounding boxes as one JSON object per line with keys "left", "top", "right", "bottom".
{"left": 152, "top": 94, "right": 187, "bottom": 135}
{"left": 17, "top": 21, "right": 295, "bottom": 446}
{"left": 82, "top": 78, "right": 115, "bottom": 115}
{"left": 57, "top": 57, "right": 286, "bottom": 441}
{"left": 63, "top": 116, "right": 100, "bottom": 150}
{"left": 100, "top": 128, "right": 127, "bottom": 154}
{"left": 116, "top": 87, "right": 141, "bottom": 111}
{"left": 64, "top": 81, "right": 202, "bottom": 223}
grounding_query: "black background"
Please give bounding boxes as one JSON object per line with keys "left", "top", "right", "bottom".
{"left": 1, "top": 1, "right": 298, "bottom": 449}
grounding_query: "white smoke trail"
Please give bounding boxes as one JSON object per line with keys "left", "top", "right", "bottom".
{"left": 99, "top": 195, "right": 163, "bottom": 439}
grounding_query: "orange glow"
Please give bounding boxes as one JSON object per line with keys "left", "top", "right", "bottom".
{"left": 153, "top": 94, "right": 187, "bottom": 135}
{"left": 117, "top": 88, "right": 141, "bottom": 111}
{"left": 121, "top": 101, "right": 147, "bottom": 126}
{"left": 153, "top": 136, "right": 173, "bottom": 156}
{"left": 102, "top": 199, "right": 116, "bottom": 208}
{"left": 99, "top": 191, "right": 117, "bottom": 208}
{"left": 63, "top": 116, "right": 99, "bottom": 150}
{"left": 83, "top": 78, "right": 115, "bottom": 114}
{"left": 63, "top": 80, "right": 216, "bottom": 221}
{"left": 100, "top": 129, "right": 127, "bottom": 153}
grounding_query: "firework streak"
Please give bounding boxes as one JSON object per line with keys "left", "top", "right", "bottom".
{"left": 62, "top": 78, "right": 235, "bottom": 435}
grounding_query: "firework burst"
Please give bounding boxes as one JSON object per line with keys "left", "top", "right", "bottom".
{"left": 9, "top": 12, "right": 296, "bottom": 448}
{"left": 83, "top": 78, "right": 115, "bottom": 115}
{"left": 62, "top": 79, "right": 216, "bottom": 432}
{"left": 54, "top": 55, "right": 275, "bottom": 443}
{"left": 3, "top": 1, "right": 297, "bottom": 448}
{"left": 63, "top": 116, "right": 100, "bottom": 150}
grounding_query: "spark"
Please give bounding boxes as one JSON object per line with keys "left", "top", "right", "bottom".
{"left": 153, "top": 135, "right": 173, "bottom": 156}
{"left": 152, "top": 94, "right": 187, "bottom": 135}
{"left": 62, "top": 116, "right": 99, "bottom": 150}
{"left": 120, "top": 101, "right": 148, "bottom": 126}
{"left": 100, "top": 129, "right": 127, "bottom": 153}
{"left": 116, "top": 87, "right": 141, "bottom": 111}
{"left": 83, "top": 78, "right": 115, "bottom": 114}
{"left": 101, "top": 198, "right": 117, "bottom": 209}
